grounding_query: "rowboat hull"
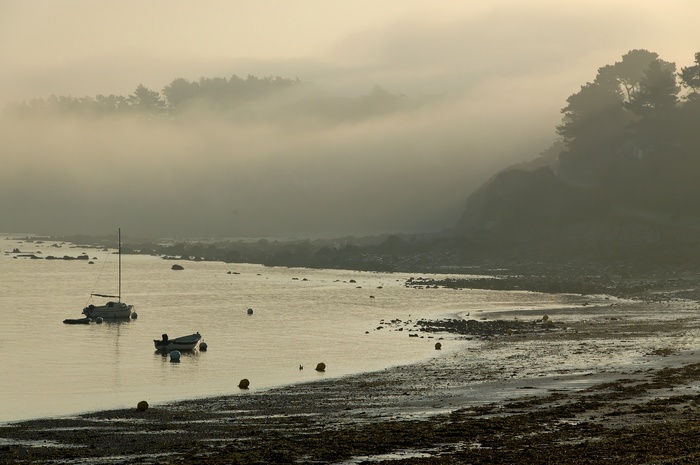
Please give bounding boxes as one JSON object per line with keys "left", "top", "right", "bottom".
{"left": 154, "top": 332, "right": 202, "bottom": 352}
{"left": 63, "top": 317, "right": 91, "bottom": 324}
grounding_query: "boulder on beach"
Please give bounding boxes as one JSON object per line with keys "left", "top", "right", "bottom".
{"left": 171, "top": 264, "right": 184, "bottom": 270}
{"left": 315, "top": 362, "right": 326, "bottom": 372}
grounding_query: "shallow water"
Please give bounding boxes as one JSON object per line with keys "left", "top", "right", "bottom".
{"left": 0, "top": 235, "right": 596, "bottom": 423}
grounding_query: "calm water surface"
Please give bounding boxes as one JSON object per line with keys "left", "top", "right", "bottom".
{"left": 0, "top": 236, "right": 590, "bottom": 423}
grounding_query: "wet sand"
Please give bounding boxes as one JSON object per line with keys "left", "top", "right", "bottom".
{"left": 3, "top": 284, "right": 700, "bottom": 464}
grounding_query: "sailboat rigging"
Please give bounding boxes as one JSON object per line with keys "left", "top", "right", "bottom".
{"left": 82, "top": 228, "right": 135, "bottom": 319}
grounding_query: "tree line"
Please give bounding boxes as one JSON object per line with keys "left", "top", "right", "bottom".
{"left": 5, "top": 75, "right": 300, "bottom": 118}
{"left": 4, "top": 74, "right": 412, "bottom": 123}
{"left": 555, "top": 49, "right": 700, "bottom": 214}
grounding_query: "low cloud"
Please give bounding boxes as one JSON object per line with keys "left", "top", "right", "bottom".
{"left": 1, "top": 0, "right": 698, "bottom": 238}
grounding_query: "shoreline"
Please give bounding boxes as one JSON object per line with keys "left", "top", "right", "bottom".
{"left": 3, "top": 281, "right": 700, "bottom": 463}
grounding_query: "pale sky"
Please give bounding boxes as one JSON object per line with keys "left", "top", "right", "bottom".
{"left": 1, "top": 1, "right": 697, "bottom": 102}
{"left": 1, "top": 1, "right": 699, "bottom": 238}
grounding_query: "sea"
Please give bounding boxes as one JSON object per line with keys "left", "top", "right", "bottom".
{"left": 0, "top": 234, "right": 593, "bottom": 423}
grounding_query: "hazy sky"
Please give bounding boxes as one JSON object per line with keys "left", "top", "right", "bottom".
{"left": 1, "top": 1, "right": 699, "bottom": 238}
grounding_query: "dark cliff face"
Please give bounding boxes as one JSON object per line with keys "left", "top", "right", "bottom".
{"left": 454, "top": 166, "right": 608, "bottom": 235}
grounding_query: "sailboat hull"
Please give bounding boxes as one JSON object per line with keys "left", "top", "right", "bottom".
{"left": 80, "top": 229, "right": 134, "bottom": 320}
{"left": 83, "top": 302, "right": 133, "bottom": 319}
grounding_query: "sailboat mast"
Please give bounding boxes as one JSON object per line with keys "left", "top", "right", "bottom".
{"left": 118, "top": 228, "right": 121, "bottom": 302}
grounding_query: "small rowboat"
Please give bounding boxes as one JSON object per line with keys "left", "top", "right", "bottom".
{"left": 63, "top": 317, "right": 91, "bottom": 325}
{"left": 154, "top": 332, "right": 202, "bottom": 352}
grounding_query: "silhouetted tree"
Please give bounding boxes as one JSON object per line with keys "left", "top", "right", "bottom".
{"left": 679, "top": 52, "right": 700, "bottom": 99}
{"left": 628, "top": 60, "right": 680, "bottom": 116}
{"left": 595, "top": 49, "right": 660, "bottom": 102}
{"left": 128, "top": 84, "right": 165, "bottom": 117}
{"left": 626, "top": 60, "right": 680, "bottom": 157}
{"left": 557, "top": 50, "right": 685, "bottom": 185}
{"left": 555, "top": 50, "right": 700, "bottom": 215}
{"left": 161, "top": 78, "right": 200, "bottom": 112}
{"left": 95, "top": 94, "right": 128, "bottom": 114}
{"left": 556, "top": 81, "right": 630, "bottom": 184}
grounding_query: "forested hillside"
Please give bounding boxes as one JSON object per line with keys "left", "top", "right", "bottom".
{"left": 457, "top": 49, "right": 700, "bottom": 234}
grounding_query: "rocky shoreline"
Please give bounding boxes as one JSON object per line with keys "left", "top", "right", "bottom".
{"left": 3, "top": 274, "right": 700, "bottom": 464}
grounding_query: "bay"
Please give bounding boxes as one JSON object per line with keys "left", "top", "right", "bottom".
{"left": 0, "top": 235, "right": 591, "bottom": 423}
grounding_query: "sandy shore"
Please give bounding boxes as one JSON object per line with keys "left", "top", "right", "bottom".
{"left": 3, "top": 287, "right": 700, "bottom": 464}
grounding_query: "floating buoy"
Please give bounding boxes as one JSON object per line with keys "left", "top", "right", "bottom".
{"left": 199, "top": 341, "right": 208, "bottom": 351}
{"left": 95, "top": 317, "right": 103, "bottom": 324}
{"left": 315, "top": 362, "right": 326, "bottom": 372}
{"left": 247, "top": 308, "right": 253, "bottom": 315}
{"left": 169, "top": 350, "right": 181, "bottom": 362}
{"left": 137, "top": 400, "right": 149, "bottom": 411}
{"left": 238, "top": 378, "right": 250, "bottom": 389}
{"left": 435, "top": 342, "right": 442, "bottom": 350}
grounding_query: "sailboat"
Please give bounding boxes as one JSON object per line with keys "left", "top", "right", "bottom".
{"left": 82, "top": 229, "right": 134, "bottom": 320}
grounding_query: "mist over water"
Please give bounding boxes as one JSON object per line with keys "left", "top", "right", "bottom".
{"left": 0, "top": 89, "right": 549, "bottom": 239}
